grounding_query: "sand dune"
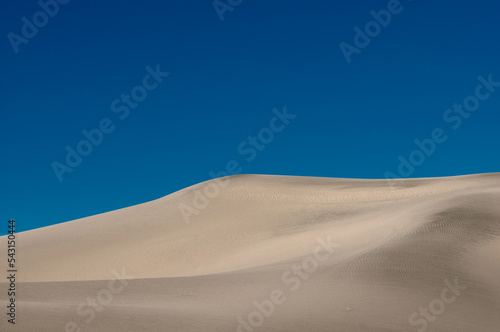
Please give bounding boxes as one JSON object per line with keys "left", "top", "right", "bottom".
{"left": 1, "top": 173, "right": 499, "bottom": 331}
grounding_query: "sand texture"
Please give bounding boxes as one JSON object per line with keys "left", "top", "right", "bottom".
{"left": 1, "top": 173, "right": 499, "bottom": 331}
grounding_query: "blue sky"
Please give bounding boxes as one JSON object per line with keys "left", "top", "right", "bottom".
{"left": 1, "top": 0, "right": 500, "bottom": 234}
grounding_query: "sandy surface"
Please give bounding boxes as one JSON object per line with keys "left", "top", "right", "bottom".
{"left": 1, "top": 173, "right": 499, "bottom": 331}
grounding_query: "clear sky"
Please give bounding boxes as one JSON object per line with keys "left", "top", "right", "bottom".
{"left": 2, "top": 0, "right": 500, "bottom": 234}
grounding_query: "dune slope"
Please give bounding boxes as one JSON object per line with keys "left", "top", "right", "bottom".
{"left": 1, "top": 174, "right": 499, "bottom": 331}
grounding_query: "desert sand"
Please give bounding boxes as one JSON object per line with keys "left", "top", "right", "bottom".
{"left": 1, "top": 173, "right": 499, "bottom": 331}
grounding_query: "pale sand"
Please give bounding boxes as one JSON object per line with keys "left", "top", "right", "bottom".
{"left": 1, "top": 173, "right": 499, "bottom": 331}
